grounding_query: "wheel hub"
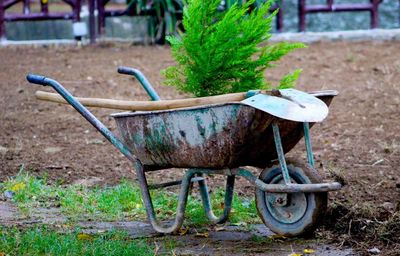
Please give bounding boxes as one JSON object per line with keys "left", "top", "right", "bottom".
{"left": 265, "top": 175, "right": 308, "bottom": 224}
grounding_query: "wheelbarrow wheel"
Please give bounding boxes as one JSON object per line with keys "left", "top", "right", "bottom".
{"left": 255, "top": 160, "right": 327, "bottom": 237}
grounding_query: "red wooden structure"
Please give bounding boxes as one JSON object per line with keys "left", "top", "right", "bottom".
{"left": 0, "top": 0, "right": 81, "bottom": 40}
{"left": 298, "top": 0, "right": 382, "bottom": 31}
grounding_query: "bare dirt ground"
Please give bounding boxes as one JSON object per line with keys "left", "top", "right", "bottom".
{"left": 0, "top": 41, "right": 399, "bottom": 254}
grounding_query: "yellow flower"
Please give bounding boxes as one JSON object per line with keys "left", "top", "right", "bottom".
{"left": 77, "top": 233, "right": 94, "bottom": 241}
{"left": 11, "top": 182, "right": 26, "bottom": 192}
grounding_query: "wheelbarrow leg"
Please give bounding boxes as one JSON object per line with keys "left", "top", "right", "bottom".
{"left": 197, "top": 174, "right": 235, "bottom": 224}
{"left": 272, "top": 122, "right": 291, "bottom": 184}
{"left": 135, "top": 166, "right": 196, "bottom": 233}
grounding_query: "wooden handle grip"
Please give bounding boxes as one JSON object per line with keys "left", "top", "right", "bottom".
{"left": 35, "top": 91, "right": 250, "bottom": 111}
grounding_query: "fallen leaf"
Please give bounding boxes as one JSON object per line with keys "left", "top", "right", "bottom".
{"left": 303, "top": 248, "right": 315, "bottom": 254}
{"left": 288, "top": 253, "right": 303, "bottom": 256}
{"left": 270, "top": 234, "right": 287, "bottom": 240}
{"left": 195, "top": 232, "right": 209, "bottom": 238}
{"left": 231, "top": 222, "right": 247, "bottom": 227}
{"left": 178, "top": 228, "right": 188, "bottom": 236}
{"left": 215, "top": 226, "right": 226, "bottom": 231}
{"left": 0, "top": 252, "right": 5, "bottom": 256}
{"left": 77, "top": 233, "right": 94, "bottom": 241}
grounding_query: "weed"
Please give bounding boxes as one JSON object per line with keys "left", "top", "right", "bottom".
{"left": 377, "top": 211, "right": 400, "bottom": 245}
{"left": 320, "top": 200, "right": 400, "bottom": 253}
{"left": 345, "top": 54, "right": 355, "bottom": 63}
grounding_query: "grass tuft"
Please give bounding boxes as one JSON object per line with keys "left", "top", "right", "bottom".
{"left": 0, "top": 227, "right": 153, "bottom": 256}
{"left": 1, "top": 171, "right": 258, "bottom": 226}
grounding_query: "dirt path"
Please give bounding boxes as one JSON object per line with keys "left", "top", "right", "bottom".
{"left": 0, "top": 201, "right": 354, "bottom": 255}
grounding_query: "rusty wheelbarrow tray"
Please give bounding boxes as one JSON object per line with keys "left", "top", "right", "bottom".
{"left": 26, "top": 66, "right": 342, "bottom": 236}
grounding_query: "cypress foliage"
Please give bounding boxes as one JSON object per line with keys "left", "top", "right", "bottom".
{"left": 163, "top": 0, "right": 305, "bottom": 97}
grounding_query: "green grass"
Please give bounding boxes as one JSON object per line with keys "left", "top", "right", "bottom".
{"left": 1, "top": 171, "right": 258, "bottom": 226}
{"left": 0, "top": 227, "right": 153, "bottom": 256}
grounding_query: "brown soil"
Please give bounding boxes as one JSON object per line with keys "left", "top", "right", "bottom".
{"left": 1, "top": 41, "right": 399, "bottom": 252}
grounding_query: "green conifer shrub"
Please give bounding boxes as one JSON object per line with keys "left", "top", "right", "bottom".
{"left": 163, "top": 0, "right": 305, "bottom": 97}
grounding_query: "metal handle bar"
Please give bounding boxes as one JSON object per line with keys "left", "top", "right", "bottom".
{"left": 117, "top": 66, "right": 161, "bottom": 101}
{"left": 26, "top": 73, "right": 139, "bottom": 165}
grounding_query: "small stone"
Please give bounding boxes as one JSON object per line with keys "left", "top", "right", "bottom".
{"left": 87, "top": 139, "right": 104, "bottom": 145}
{"left": 4, "top": 190, "right": 14, "bottom": 199}
{"left": 44, "top": 147, "right": 63, "bottom": 154}
{"left": 0, "top": 146, "right": 8, "bottom": 154}
{"left": 382, "top": 202, "right": 395, "bottom": 212}
{"left": 367, "top": 247, "right": 380, "bottom": 254}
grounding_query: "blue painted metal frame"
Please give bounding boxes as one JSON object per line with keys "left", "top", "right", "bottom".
{"left": 272, "top": 122, "right": 291, "bottom": 184}
{"left": 273, "top": 122, "right": 316, "bottom": 184}
{"left": 303, "top": 122, "right": 315, "bottom": 167}
{"left": 117, "top": 66, "right": 161, "bottom": 101}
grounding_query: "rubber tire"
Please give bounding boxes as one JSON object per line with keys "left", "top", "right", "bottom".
{"left": 255, "top": 160, "right": 327, "bottom": 237}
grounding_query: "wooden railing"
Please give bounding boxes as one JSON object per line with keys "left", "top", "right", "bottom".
{"left": 0, "top": 0, "right": 81, "bottom": 40}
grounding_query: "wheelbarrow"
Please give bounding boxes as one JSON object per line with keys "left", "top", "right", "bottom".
{"left": 26, "top": 66, "right": 342, "bottom": 236}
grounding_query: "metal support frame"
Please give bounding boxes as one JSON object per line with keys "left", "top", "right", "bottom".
{"left": 298, "top": 0, "right": 381, "bottom": 32}
{"left": 136, "top": 168, "right": 235, "bottom": 233}
{"left": 303, "top": 122, "right": 315, "bottom": 167}
{"left": 198, "top": 173, "right": 235, "bottom": 224}
{"left": 233, "top": 168, "right": 341, "bottom": 193}
{"left": 272, "top": 122, "right": 291, "bottom": 184}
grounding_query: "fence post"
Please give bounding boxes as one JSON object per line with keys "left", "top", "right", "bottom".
{"left": 97, "top": 0, "right": 106, "bottom": 36}
{"left": 276, "top": 0, "right": 284, "bottom": 32}
{"left": 88, "top": 0, "right": 96, "bottom": 44}
{"left": 23, "top": 0, "right": 30, "bottom": 14}
{"left": 0, "top": 0, "right": 4, "bottom": 40}
{"left": 370, "top": 0, "right": 379, "bottom": 28}
{"left": 298, "top": 0, "right": 306, "bottom": 32}
{"left": 73, "top": 0, "right": 81, "bottom": 22}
